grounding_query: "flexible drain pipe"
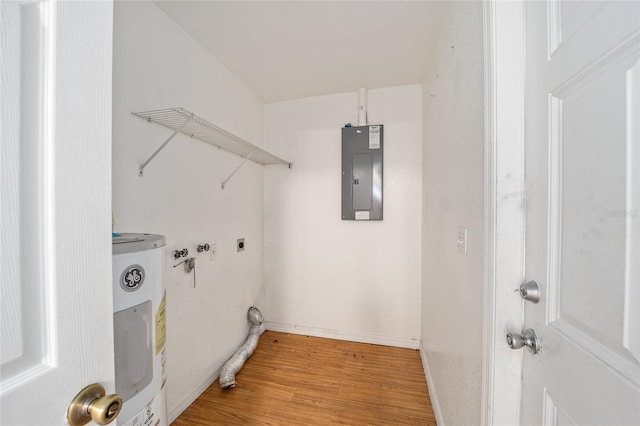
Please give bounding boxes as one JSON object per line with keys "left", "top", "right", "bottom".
{"left": 219, "top": 307, "right": 264, "bottom": 389}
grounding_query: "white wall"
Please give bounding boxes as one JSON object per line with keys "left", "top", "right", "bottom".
{"left": 112, "top": 1, "right": 266, "bottom": 420}
{"left": 263, "top": 85, "right": 423, "bottom": 348}
{"left": 420, "top": 2, "right": 485, "bottom": 425}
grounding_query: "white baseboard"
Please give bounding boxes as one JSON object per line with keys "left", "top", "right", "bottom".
{"left": 420, "top": 342, "right": 444, "bottom": 426}
{"left": 168, "top": 367, "right": 221, "bottom": 424}
{"left": 265, "top": 321, "right": 420, "bottom": 349}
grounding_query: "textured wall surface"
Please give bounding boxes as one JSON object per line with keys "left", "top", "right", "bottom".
{"left": 263, "top": 85, "right": 423, "bottom": 348}
{"left": 112, "top": 1, "right": 266, "bottom": 420}
{"left": 420, "top": 2, "right": 485, "bottom": 425}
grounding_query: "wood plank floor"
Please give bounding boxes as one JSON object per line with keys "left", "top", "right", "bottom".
{"left": 172, "top": 331, "right": 436, "bottom": 425}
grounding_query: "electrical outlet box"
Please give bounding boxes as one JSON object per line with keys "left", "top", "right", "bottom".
{"left": 457, "top": 226, "right": 468, "bottom": 255}
{"left": 237, "top": 238, "right": 245, "bottom": 252}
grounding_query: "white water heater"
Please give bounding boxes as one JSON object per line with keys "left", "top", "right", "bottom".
{"left": 112, "top": 233, "right": 168, "bottom": 426}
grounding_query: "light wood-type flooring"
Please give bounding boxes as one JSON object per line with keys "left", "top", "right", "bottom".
{"left": 172, "top": 331, "right": 436, "bottom": 425}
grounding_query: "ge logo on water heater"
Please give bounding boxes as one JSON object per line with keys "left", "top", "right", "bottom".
{"left": 120, "top": 264, "right": 145, "bottom": 292}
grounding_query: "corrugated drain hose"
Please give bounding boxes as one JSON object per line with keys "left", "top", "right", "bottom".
{"left": 219, "top": 307, "right": 264, "bottom": 389}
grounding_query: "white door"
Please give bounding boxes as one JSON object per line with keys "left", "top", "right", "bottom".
{"left": 0, "top": 1, "right": 115, "bottom": 425}
{"left": 523, "top": 0, "right": 640, "bottom": 424}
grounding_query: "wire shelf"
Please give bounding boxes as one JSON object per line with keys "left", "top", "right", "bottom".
{"left": 132, "top": 107, "right": 291, "bottom": 169}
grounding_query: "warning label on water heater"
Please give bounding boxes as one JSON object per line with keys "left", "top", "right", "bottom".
{"left": 120, "top": 394, "right": 167, "bottom": 426}
{"left": 369, "top": 125, "right": 380, "bottom": 149}
{"left": 156, "top": 291, "right": 166, "bottom": 354}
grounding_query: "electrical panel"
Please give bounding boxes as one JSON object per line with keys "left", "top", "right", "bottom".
{"left": 341, "top": 125, "right": 383, "bottom": 220}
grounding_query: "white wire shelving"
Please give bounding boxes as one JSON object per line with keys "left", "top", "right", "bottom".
{"left": 132, "top": 107, "right": 291, "bottom": 188}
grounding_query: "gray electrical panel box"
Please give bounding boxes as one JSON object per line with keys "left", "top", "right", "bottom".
{"left": 342, "top": 125, "right": 383, "bottom": 220}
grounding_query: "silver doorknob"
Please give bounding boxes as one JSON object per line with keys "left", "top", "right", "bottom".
{"left": 506, "top": 328, "right": 542, "bottom": 354}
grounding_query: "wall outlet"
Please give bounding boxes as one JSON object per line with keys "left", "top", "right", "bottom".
{"left": 237, "top": 238, "right": 245, "bottom": 252}
{"left": 457, "top": 226, "right": 468, "bottom": 256}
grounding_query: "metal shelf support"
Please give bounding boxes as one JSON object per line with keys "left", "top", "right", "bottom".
{"left": 221, "top": 151, "right": 255, "bottom": 190}
{"left": 138, "top": 113, "right": 194, "bottom": 176}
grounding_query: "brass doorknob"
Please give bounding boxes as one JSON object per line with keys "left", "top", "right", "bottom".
{"left": 67, "top": 383, "right": 122, "bottom": 426}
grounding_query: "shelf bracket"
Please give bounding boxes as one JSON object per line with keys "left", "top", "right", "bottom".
{"left": 138, "top": 114, "right": 194, "bottom": 176}
{"left": 221, "top": 151, "right": 255, "bottom": 190}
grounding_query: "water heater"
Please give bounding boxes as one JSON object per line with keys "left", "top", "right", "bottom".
{"left": 112, "top": 233, "right": 168, "bottom": 426}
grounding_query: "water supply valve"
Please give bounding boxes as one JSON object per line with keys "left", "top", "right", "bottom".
{"left": 174, "top": 248, "right": 188, "bottom": 259}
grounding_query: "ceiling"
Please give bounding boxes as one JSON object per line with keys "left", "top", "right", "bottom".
{"left": 153, "top": 1, "right": 451, "bottom": 103}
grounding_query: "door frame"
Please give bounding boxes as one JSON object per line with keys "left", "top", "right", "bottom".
{"left": 482, "top": 1, "right": 526, "bottom": 425}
